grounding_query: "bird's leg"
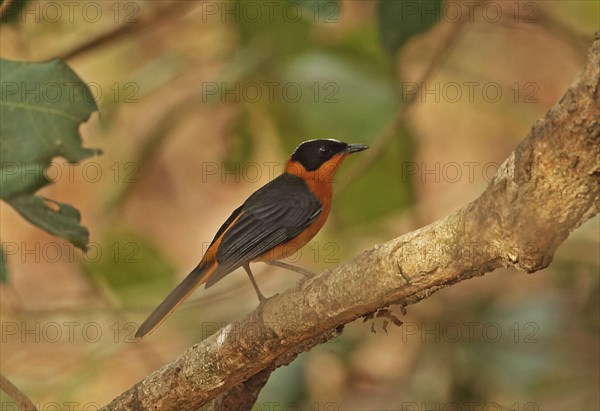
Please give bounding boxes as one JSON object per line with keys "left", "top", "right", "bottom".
{"left": 243, "top": 263, "right": 267, "bottom": 303}
{"left": 265, "top": 260, "right": 316, "bottom": 278}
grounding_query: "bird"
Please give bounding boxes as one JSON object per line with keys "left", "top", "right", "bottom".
{"left": 135, "top": 139, "right": 368, "bottom": 338}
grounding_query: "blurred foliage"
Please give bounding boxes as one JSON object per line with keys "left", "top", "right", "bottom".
{"left": 0, "top": 244, "right": 6, "bottom": 282}
{"left": 82, "top": 228, "right": 175, "bottom": 307}
{"left": 378, "top": 0, "right": 442, "bottom": 54}
{"left": 234, "top": 0, "right": 313, "bottom": 57}
{"left": 0, "top": 0, "right": 30, "bottom": 24}
{"left": 282, "top": 52, "right": 396, "bottom": 139}
{"left": 224, "top": 106, "right": 255, "bottom": 166}
{"left": 336, "top": 124, "right": 414, "bottom": 224}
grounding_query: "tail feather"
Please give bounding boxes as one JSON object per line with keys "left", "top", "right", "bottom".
{"left": 135, "top": 261, "right": 216, "bottom": 338}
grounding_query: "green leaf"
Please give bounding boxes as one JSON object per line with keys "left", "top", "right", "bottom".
{"left": 0, "top": 58, "right": 99, "bottom": 249}
{"left": 5, "top": 195, "right": 89, "bottom": 249}
{"left": 378, "top": 0, "right": 442, "bottom": 54}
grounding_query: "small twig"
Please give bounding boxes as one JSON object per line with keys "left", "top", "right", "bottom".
{"left": 0, "top": 373, "right": 38, "bottom": 411}
{"left": 61, "top": 2, "right": 194, "bottom": 61}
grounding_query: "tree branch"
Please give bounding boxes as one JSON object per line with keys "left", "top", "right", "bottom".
{"left": 0, "top": 373, "right": 38, "bottom": 411}
{"left": 61, "top": 2, "right": 195, "bottom": 61}
{"left": 102, "top": 36, "right": 600, "bottom": 411}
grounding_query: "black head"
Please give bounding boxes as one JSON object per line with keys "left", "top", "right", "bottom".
{"left": 289, "top": 139, "right": 368, "bottom": 171}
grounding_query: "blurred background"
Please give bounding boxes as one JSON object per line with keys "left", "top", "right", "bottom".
{"left": 0, "top": 0, "right": 598, "bottom": 409}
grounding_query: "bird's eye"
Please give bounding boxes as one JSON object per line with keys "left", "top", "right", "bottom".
{"left": 319, "top": 146, "right": 330, "bottom": 156}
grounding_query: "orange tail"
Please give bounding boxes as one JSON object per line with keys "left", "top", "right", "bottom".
{"left": 135, "top": 261, "right": 217, "bottom": 338}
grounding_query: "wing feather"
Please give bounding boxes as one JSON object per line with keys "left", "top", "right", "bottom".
{"left": 205, "top": 174, "right": 321, "bottom": 286}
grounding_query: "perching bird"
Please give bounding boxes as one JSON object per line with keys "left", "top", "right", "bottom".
{"left": 135, "top": 139, "right": 368, "bottom": 338}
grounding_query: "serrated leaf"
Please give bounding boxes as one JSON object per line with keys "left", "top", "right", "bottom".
{"left": 378, "top": 0, "right": 442, "bottom": 54}
{"left": 0, "top": 58, "right": 98, "bottom": 249}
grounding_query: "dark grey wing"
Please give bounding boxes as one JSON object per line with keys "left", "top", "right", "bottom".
{"left": 206, "top": 174, "right": 321, "bottom": 286}
{"left": 208, "top": 204, "right": 243, "bottom": 247}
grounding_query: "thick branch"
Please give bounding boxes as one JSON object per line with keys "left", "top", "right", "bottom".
{"left": 102, "top": 37, "right": 600, "bottom": 411}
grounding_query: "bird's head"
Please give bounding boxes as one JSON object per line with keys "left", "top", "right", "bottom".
{"left": 285, "top": 139, "right": 368, "bottom": 182}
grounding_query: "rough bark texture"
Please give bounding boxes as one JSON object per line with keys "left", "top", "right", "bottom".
{"left": 102, "top": 37, "right": 600, "bottom": 411}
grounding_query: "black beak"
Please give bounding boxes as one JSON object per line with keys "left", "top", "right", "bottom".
{"left": 344, "top": 143, "right": 369, "bottom": 154}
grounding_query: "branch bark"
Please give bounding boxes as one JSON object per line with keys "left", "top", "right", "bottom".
{"left": 0, "top": 373, "right": 38, "bottom": 411}
{"left": 102, "top": 36, "right": 600, "bottom": 411}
